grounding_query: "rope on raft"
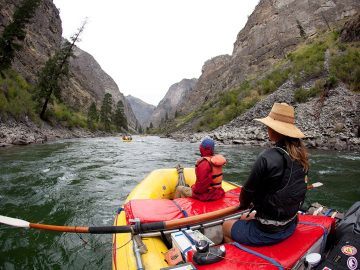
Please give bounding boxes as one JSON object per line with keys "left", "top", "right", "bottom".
{"left": 175, "top": 164, "right": 187, "bottom": 187}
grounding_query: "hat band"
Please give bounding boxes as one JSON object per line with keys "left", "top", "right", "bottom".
{"left": 269, "top": 111, "right": 295, "bottom": 124}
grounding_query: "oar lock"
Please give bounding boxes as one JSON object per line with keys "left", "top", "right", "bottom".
{"left": 193, "top": 244, "right": 226, "bottom": 265}
{"left": 129, "top": 218, "right": 142, "bottom": 234}
{"left": 133, "top": 234, "right": 148, "bottom": 254}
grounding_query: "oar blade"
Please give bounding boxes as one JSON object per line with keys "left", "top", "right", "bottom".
{"left": 311, "top": 182, "right": 323, "bottom": 188}
{"left": 0, "top": 215, "right": 30, "bottom": 228}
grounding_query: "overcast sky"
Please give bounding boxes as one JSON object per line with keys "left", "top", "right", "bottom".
{"left": 52, "top": 1, "right": 259, "bottom": 106}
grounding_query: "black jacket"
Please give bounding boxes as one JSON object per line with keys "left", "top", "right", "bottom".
{"left": 240, "top": 145, "right": 307, "bottom": 231}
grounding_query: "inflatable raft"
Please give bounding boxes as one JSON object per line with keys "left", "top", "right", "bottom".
{"left": 112, "top": 168, "right": 335, "bottom": 270}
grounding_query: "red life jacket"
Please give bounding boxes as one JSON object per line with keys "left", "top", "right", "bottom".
{"left": 196, "top": 155, "right": 226, "bottom": 190}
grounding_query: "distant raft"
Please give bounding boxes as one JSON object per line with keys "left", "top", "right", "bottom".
{"left": 121, "top": 135, "right": 133, "bottom": 142}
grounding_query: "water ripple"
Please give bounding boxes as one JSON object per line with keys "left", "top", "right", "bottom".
{"left": 0, "top": 136, "right": 359, "bottom": 269}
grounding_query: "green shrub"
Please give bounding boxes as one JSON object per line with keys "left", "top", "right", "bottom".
{"left": 330, "top": 47, "right": 360, "bottom": 91}
{"left": 68, "top": 114, "right": 87, "bottom": 129}
{"left": 289, "top": 41, "right": 327, "bottom": 85}
{"left": 0, "top": 70, "right": 37, "bottom": 120}
{"left": 326, "top": 75, "right": 338, "bottom": 89}
{"left": 294, "top": 88, "right": 309, "bottom": 103}
{"left": 0, "top": 93, "right": 8, "bottom": 116}
{"left": 194, "top": 89, "right": 260, "bottom": 131}
{"left": 257, "top": 69, "right": 290, "bottom": 95}
{"left": 53, "top": 103, "right": 88, "bottom": 128}
{"left": 54, "top": 104, "right": 71, "bottom": 121}
{"left": 294, "top": 80, "right": 324, "bottom": 103}
{"left": 331, "top": 30, "right": 340, "bottom": 41}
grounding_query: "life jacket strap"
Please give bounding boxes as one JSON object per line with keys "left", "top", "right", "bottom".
{"left": 256, "top": 214, "right": 297, "bottom": 226}
{"left": 212, "top": 173, "right": 223, "bottom": 179}
{"left": 210, "top": 182, "right": 222, "bottom": 186}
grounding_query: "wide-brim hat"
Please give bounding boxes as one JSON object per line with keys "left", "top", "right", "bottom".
{"left": 254, "top": 103, "right": 305, "bottom": 138}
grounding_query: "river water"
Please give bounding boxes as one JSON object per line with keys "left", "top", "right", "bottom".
{"left": 0, "top": 136, "right": 359, "bottom": 269}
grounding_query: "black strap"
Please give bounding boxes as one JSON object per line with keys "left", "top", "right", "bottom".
{"left": 172, "top": 200, "right": 188, "bottom": 217}
{"left": 212, "top": 173, "right": 222, "bottom": 179}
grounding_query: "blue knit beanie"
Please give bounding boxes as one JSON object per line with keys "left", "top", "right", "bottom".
{"left": 200, "top": 138, "right": 215, "bottom": 151}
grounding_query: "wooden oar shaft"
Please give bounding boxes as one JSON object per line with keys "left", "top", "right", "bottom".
{"left": 30, "top": 223, "right": 89, "bottom": 233}
{"left": 230, "top": 182, "right": 322, "bottom": 190}
{"left": 28, "top": 223, "right": 135, "bottom": 234}
{"left": 164, "top": 205, "right": 240, "bottom": 229}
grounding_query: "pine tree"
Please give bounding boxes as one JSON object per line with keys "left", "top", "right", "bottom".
{"left": 34, "top": 20, "right": 87, "bottom": 119}
{"left": 87, "top": 102, "right": 98, "bottom": 130}
{"left": 112, "top": 100, "right": 128, "bottom": 131}
{"left": 34, "top": 46, "right": 68, "bottom": 116}
{"left": 100, "top": 93, "right": 113, "bottom": 131}
{"left": 0, "top": 0, "right": 41, "bottom": 74}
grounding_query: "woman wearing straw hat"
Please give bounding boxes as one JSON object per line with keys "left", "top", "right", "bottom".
{"left": 223, "top": 102, "right": 309, "bottom": 246}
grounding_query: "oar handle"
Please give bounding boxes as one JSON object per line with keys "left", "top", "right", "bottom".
{"left": 88, "top": 222, "right": 165, "bottom": 234}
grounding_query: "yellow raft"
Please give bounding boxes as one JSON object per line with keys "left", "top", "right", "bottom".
{"left": 111, "top": 168, "right": 335, "bottom": 270}
{"left": 112, "top": 168, "right": 238, "bottom": 270}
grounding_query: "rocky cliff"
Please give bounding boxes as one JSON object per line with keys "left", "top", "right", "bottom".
{"left": 177, "top": 0, "right": 360, "bottom": 115}
{"left": 0, "top": 0, "right": 139, "bottom": 139}
{"left": 173, "top": 80, "right": 360, "bottom": 151}
{"left": 125, "top": 95, "right": 155, "bottom": 128}
{"left": 0, "top": 0, "right": 62, "bottom": 83}
{"left": 149, "top": 78, "right": 197, "bottom": 128}
{"left": 212, "top": 81, "right": 360, "bottom": 151}
{"left": 170, "top": 2, "right": 360, "bottom": 151}
{"left": 63, "top": 46, "right": 139, "bottom": 131}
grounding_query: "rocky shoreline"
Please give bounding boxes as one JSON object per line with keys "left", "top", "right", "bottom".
{"left": 170, "top": 81, "right": 360, "bottom": 151}
{"left": 0, "top": 117, "right": 108, "bottom": 147}
{"left": 1, "top": 80, "right": 359, "bottom": 151}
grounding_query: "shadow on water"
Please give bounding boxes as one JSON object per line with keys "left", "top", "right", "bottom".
{"left": 0, "top": 136, "right": 359, "bottom": 269}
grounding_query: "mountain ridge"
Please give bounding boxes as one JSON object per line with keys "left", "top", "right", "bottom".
{"left": 125, "top": 95, "right": 155, "bottom": 128}
{"left": 148, "top": 78, "right": 197, "bottom": 128}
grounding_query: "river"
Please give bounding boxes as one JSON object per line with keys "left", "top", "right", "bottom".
{"left": 0, "top": 136, "right": 359, "bottom": 269}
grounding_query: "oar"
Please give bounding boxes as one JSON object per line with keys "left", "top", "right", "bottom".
{"left": 307, "top": 182, "right": 323, "bottom": 190}
{"left": 229, "top": 181, "right": 323, "bottom": 190}
{"left": 0, "top": 215, "right": 129, "bottom": 233}
{"left": 0, "top": 205, "right": 245, "bottom": 234}
{"left": 165, "top": 205, "right": 240, "bottom": 229}
{"left": 1, "top": 181, "right": 323, "bottom": 234}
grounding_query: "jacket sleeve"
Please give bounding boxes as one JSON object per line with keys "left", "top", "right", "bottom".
{"left": 192, "top": 160, "right": 212, "bottom": 194}
{"left": 239, "top": 152, "right": 267, "bottom": 209}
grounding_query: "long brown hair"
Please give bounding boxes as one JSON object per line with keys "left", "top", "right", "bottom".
{"left": 284, "top": 137, "right": 309, "bottom": 172}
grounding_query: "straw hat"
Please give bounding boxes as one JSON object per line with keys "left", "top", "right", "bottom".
{"left": 254, "top": 103, "right": 305, "bottom": 138}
